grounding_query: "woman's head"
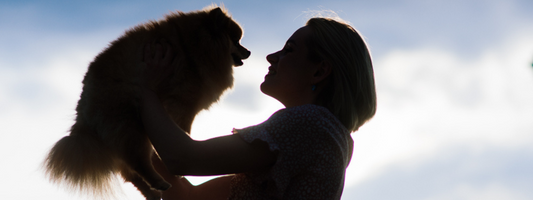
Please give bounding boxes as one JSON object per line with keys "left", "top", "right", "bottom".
{"left": 261, "top": 17, "right": 376, "bottom": 132}
{"left": 305, "top": 17, "right": 377, "bottom": 132}
{"left": 261, "top": 26, "right": 327, "bottom": 108}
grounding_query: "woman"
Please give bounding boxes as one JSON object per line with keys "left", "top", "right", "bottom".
{"left": 140, "top": 17, "right": 377, "bottom": 199}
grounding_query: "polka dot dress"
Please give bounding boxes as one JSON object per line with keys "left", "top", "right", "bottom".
{"left": 229, "top": 104, "right": 354, "bottom": 200}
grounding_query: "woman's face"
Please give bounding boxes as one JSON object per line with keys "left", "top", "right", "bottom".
{"left": 260, "top": 26, "right": 321, "bottom": 107}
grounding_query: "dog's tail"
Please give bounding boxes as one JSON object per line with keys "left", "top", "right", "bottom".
{"left": 43, "top": 122, "right": 120, "bottom": 198}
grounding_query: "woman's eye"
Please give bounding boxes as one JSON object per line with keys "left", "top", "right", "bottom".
{"left": 283, "top": 46, "right": 293, "bottom": 53}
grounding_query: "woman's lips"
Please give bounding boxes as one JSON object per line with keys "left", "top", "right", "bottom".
{"left": 266, "top": 66, "right": 276, "bottom": 76}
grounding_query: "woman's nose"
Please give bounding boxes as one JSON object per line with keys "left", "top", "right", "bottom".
{"left": 266, "top": 52, "right": 278, "bottom": 64}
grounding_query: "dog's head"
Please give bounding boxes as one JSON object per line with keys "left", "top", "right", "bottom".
{"left": 205, "top": 7, "right": 250, "bottom": 67}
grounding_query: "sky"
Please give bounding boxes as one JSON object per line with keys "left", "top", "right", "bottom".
{"left": 1, "top": 0, "right": 533, "bottom": 199}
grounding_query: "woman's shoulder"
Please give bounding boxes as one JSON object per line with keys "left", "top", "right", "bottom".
{"left": 271, "top": 104, "right": 333, "bottom": 120}
{"left": 270, "top": 104, "right": 346, "bottom": 130}
{"left": 235, "top": 104, "right": 350, "bottom": 147}
{"left": 276, "top": 103, "right": 328, "bottom": 113}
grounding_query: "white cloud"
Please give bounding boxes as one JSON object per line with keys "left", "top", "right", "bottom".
{"left": 0, "top": 25, "right": 134, "bottom": 199}
{"left": 423, "top": 183, "right": 531, "bottom": 200}
{"left": 343, "top": 30, "right": 533, "bottom": 195}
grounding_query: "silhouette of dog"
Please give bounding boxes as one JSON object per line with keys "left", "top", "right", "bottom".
{"left": 44, "top": 6, "right": 250, "bottom": 200}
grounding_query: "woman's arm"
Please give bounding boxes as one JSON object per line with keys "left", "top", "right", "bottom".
{"left": 141, "top": 42, "right": 276, "bottom": 176}
{"left": 151, "top": 153, "right": 233, "bottom": 200}
{"left": 141, "top": 87, "right": 275, "bottom": 176}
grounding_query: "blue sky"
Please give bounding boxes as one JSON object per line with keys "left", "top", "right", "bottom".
{"left": 1, "top": 0, "right": 533, "bottom": 199}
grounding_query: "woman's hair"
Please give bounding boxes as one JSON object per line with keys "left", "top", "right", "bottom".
{"left": 306, "top": 17, "right": 377, "bottom": 132}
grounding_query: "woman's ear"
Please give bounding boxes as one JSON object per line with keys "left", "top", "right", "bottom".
{"left": 313, "top": 61, "right": 332, "bottom": 83}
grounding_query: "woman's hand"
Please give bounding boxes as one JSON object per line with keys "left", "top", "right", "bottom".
{"left": 151, "top": 152, "right": 190, "bottom": 200}
{"left": 151, "top": 152, "right": 233, "bottom": 200}
{"left": 140, "top": 40, "right": 177, "bottom": 91}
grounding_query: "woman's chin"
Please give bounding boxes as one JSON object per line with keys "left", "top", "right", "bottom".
{"left": 260, "top": 82, "right": 276, "bottom": 97}
{"left": 259, "top": 82, "right": 269, "bottom": 95}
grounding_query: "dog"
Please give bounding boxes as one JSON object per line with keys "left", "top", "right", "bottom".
{"left": 43, "top": 6, "right": 250, "bottom": 200}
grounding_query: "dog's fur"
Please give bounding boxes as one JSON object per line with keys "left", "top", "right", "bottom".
{"left": 44, "top": 6, "right": 250, "bottom": 200}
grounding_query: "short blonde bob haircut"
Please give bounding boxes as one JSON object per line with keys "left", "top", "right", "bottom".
{"left": 306, "top": 17, "right": 377, "bottom": 132}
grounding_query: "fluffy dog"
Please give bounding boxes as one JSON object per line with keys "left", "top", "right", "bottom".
{"left": 44, "top": 6, "right": 250, "bottom": 200}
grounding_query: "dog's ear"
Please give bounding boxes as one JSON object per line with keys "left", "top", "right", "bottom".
{"left": 209, "top": 7, "right": 224, "bottom": 17}
{"left": 207, "top": 7, "right": 229, "bottom": 32}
